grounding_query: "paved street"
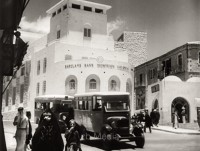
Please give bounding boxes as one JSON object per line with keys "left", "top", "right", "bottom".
{"left": 4, "top": 121, "right": 200, "bottom": 151}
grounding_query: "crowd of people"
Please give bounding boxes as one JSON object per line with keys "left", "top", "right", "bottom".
{"left": 132, "top": 108, "right": 160, "bottom": 133}
{"left": 13, "top": 107, "right": 82, "bottom": 151}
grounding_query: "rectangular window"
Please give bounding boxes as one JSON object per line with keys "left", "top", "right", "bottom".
{"left": 36, "top": 83, "right": 40, "bottom": 96}
{"left": 177, "top": 54, "right": 183, "bottom": 71}
{"left": 57, "top": 30, "right": 61, "bottom": 39}
{"left": 57, "top": 8, "right": 61, "bottom": 14}
{"left": 72, "top": 4, "right": 80, "bottom": 9}
{"left": 84, "top": 6, "right": 92, "bottom": 12}
{"left": 139, "top": 74, "right": 143, "bottom": 85}
{"left": 70, "top": 80, "right": 75, "bottom": 90}
{"left": 63, "top": 4, "right": 67, "bottom": 10}
{"left": 6, "top": 90, "right": 9, "bottom": 106}
{"left": 12, "top": 87, "right": 16, "bottom": 105}
{"left": 52, "top": 12, "right": 56, "bottom": 17}
{"left": 20, "top": 84, "right": 24, "bottom": 103}
{"left": 43, "top": 81, "right": 46, "bottom": 94}
{"left": 153, "top": 68, "right": 156, "bottom": 78}
{"left": 89, "top": 80, "right": 97, "bottom": 90}
{"left": 43, "top": 58, "right": 47, "bottom": 73}
{"left": 95, "top": 8, "right": 103, "bottom": 14}
{"left": 178, "top": 54, "right": 183, "bottom": 66}
{"left": 37, "top": 60, "right": 40, "bottom": 75}
{"left": 84, "top": 28, "right": 91, "bottom": 38}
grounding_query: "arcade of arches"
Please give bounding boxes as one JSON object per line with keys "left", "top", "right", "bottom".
{"left": 171, "top": 97, "right": 189, "bottom": 123}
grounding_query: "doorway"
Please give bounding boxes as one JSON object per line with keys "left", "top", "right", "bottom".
{"left": 171, "top": 97, "right": 189, "bottom": 123}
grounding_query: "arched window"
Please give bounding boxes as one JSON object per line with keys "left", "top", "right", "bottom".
{"left": 126, "top": 82, "right": 130, "bottom": 92}
{"left": 69, "top": 79, "right": 75, "bottom": 90}
{"left": 83, "top": 23, "right": 92, "bottom": 38}
{"left": 89, "top": 79, "right": 96, "bottom": 89}
{"left": 111, "top": 80, "right": 117, "bottom": 91}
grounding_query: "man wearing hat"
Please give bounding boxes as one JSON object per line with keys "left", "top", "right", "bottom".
{"left": 13, "top": 107, "right": 29, "bottom": 151}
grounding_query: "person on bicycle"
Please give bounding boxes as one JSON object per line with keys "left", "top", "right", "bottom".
{"left": 65, "top": 119, "right": 82, "bottom": 151}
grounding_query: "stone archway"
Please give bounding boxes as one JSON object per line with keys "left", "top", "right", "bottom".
{"left": 171, "top": 97, "right": 190, "bottom": 123}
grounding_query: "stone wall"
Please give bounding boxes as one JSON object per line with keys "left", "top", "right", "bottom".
{"left": 115, "top": 32, "right": 148, "bottom": 67}
{"left": 2, "top": 61, "right": 31, "bottom": 120}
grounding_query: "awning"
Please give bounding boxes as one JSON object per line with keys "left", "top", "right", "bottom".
{"left": 35, "top": 95, "right": 74, "bottom": 104}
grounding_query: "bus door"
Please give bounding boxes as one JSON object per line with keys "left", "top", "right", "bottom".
{"left": 90, "top": 96, "right": 103, "bottom": 132}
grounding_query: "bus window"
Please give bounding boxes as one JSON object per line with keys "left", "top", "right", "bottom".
{"left": 78, "top": 101, "right": 83, "bottom": 110}
{"left": 85, "top": 101, "right": 89, "bottom": 110}
{"left": 50, "top": 102, "right": 53, "bottom": 108}
{"left": 105, "top": 101, "right": 128, "bottom": 111}
{"left": 88, "top": 101, "right": 92, "bottom": 110}
{"left": 35, "top": 102, "right": 42, "bottom": 109}
{"left": 93, "top": 98, "right": 102, "bottom": 111}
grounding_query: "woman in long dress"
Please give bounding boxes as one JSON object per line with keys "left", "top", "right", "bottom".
{"left": 14, "top": 107, "right": 29, "bottom": 151}
{"left": 173, "top": 110, "right": 179, "bottom": 129}
{"left": 32, "top": 108, "right": 64, "bottom": 151}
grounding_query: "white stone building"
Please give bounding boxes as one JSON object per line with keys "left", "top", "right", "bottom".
{"left": 2, "top": 0, "right": 147, "bottom": 121}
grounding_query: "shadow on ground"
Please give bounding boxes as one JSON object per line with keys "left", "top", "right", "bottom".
{"left": 81, "top": 139, "right": 137, "bottom": 151}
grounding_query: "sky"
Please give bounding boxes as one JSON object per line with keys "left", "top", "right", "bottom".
{"left": 20, "top": 0, "right": 200, "bottom": 60}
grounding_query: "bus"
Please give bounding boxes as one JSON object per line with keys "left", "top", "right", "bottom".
{"left": 34, "top": 95, "right": 74, "bottom": 132}
{"left": 73, "top": 92, "right": 145, "bottom": 148}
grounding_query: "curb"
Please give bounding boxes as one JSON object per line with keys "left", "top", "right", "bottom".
{"left": 152, "top": 127, "right": 200, "bottom": 135}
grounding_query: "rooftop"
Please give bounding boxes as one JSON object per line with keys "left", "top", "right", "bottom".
{"left": 47, "top": 0, "right": 111, "bottom": 14}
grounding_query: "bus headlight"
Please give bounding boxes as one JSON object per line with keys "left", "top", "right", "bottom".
{"left": 105, "top": 125, "right": 112, "bottom": 131}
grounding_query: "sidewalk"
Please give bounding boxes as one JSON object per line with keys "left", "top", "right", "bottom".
{"left": 152, "top": 125, "right": 200, "bottom": 135}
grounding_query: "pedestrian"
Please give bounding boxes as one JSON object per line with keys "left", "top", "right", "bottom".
{"left": 172, "top": 110, "right": 179, "bottom": 129}
{"left": 154, "top": 109, "right": 160, "bottom": 127}
{"left": 150, "top": 109, "right": 156, "bottom": 126}
{"left": 197, "top": 109, "right": 200, "bottom": 131}
{"left": 181, "top": 107, "right": 186, "bottom": 124}
{"left": 31, "top": 108, "right": 64, "bottom": 151}
{"left": 65, "top": 119, "right": 82, "bottom": 151}
{"left": 25, "top": 111, "right": 32, "bottom": 150}
{"left": 144, "top": 110, "right": 153, "bottom": 133}
{"left": 14, "top": 107, "right": 29, "bottom": 151}
{"left": 138, "top": 110, "right": 145, "bottom": 123}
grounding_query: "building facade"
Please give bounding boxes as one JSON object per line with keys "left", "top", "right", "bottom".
{"left": 135, "top": 42, "right": 200, "bottom": 127}
{"left": 2, "top": 0, "right": 147, "bottom": 121}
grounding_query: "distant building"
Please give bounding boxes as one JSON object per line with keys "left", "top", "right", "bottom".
{"left": 135, "top": 42, "right": 200, "bottom": 126}
{"left": 2, "top": 0, "right": 147, "bottom": 121}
